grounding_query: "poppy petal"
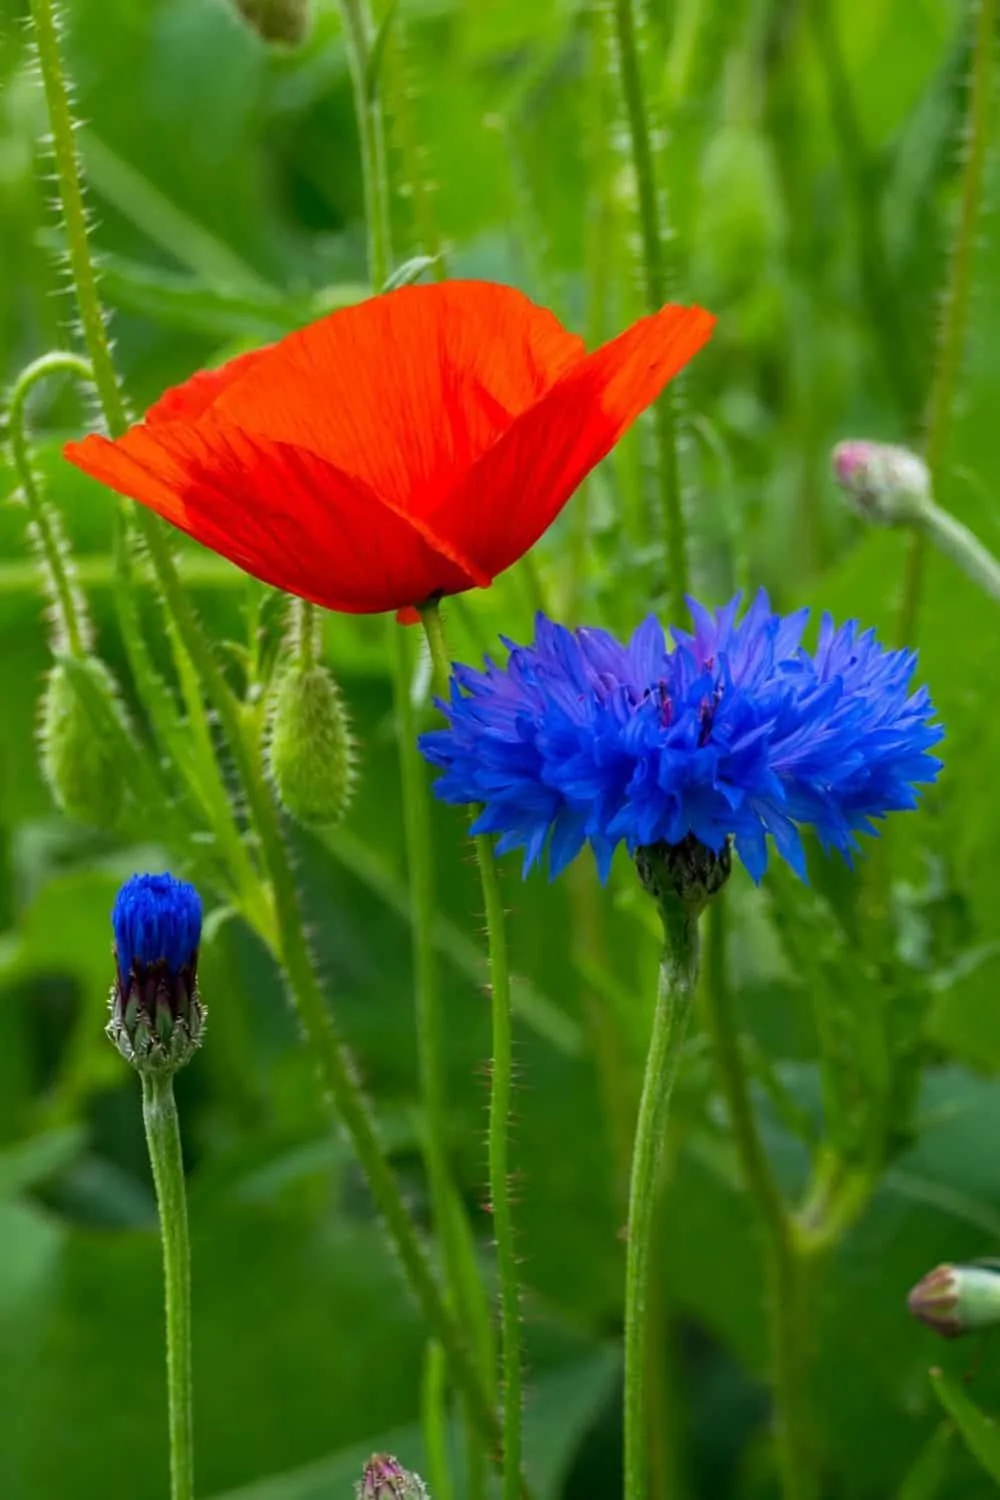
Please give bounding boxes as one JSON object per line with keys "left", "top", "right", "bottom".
{"left": 64, "top": 423, "right": 482, "bottom": 613}
{"left": 206, "top": 281, "right": 588, "bottom": 520}
{"left": 145, "top": 345, "right": 274, "bottom": 426}
{"left": 431, "top": 303, "right": 715, "bottom": 579}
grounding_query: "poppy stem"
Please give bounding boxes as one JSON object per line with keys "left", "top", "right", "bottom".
{"left": 608, "top": 0, "right": 688, "bottom": 617}
{"left": 623, "top": 895, "right": 699, "bottom": 1500}
{"left": 140, "top": 1070, "right": 194, "bottom": 1500}
{"left": 419, "top": 600, "right": 525, "bottom": 1500}
{"left": 898, "top": 0, "right": 998, "bottom": 644}
{"left": 337, "top": 0, "right": 393, "bottom": 290}
{"left": 701, "top": 902, "right": 818, "bottom": 1500}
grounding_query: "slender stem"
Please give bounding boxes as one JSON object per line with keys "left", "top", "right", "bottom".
{"left": 701, "top": 903, "right": 816, "bottom": 1500}
{"left": 141, "top": 1072, "right": 194, "bottom": 1500}
{"left": 919, "top": 502, "right": 1000, "bottom": 602}
{"left": 420, "top": 601, "right": 524, "bottom": 1500}
{"left": 337, "top": 0, "right": 393, "bottom": 289}
{"left": 295, "top": 598, "right": 318, "bottom": 671}
{"left": 421, "top": 1340, "right": 455, "bottom": 1500}
{"left": 608, "top": 0, "right": 688, "bottom": 616}
{"left": 7, "top": 351, "right": 94, "bottom": 657}
{"left": 899, "top": 0, "right": 998, "bottom": 642}
{"left": 624, "top": 897, "right": 700, "bottom": 1500}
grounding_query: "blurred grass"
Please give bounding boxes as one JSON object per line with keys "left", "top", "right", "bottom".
{"left": 2, "top": 0, "right": 1000, "bottom": 1497}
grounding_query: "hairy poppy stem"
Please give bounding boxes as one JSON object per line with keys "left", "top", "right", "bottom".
{"left": 141, "top": 1072, "right": 194, "bottom": 1500}
{"left": 701, "top": 903, "right": 817, "bottom": 1500}
{"left": 608, "top": 0, "right": 688, "bottom": 617}
{"left": 420, "top": 601, "right": 525, "bottom": 1500}
{"left": 898, "top": 0, "right": 998, "bottom": 643}
{"left": 7, "top": 352, "right": 94, "bottom": 658}
{"left": 623, "top": 896, "right": 699, "bottom": 1500}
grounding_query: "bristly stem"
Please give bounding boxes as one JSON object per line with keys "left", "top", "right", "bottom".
{"left": 623, "top": 895, "right": 700, "bottom": 1500}
{"left": 899, "top": 0, "right": 998, "bottom": 642}
{"left": 7, "top": 351, "right": 94, "bottom": 657}
{"left": 608, "top": 0, "right": 688, "bottom": 617}
{"left": 141, "top": 1071, "right": 194, "bottom": 1500}
{"left": 701, "top": 903, "right": 817, "bottom": 1500}
{"left": 337, "top": 0, "right": 393, "bottom": 289}
{"left": 420, "top": 600, "right": 525, "bottom": 1500}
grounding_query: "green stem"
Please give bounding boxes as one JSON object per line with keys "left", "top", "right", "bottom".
{"left": 141, "top": 1071, "right": 194, "bottom": 1500}
{"left": 337, "top": 0, "right": 393, "bottom": 289}
{"left": 701, "top": 903, "right": 816, "bottom": 1500}
{"left": 295, "top": 599, "right": 318, "bottom": 671}
{"left": 7, "top": 351, "right": 94, "bottom": 657}
{"left": 918, "top": 502, "right": 1000, "bottom": 602}
{"left": 420, "top": 601, "right": 524, "bottom": 1500}
{"left": 624, "top": 896, "right": 700, "bottom": 1500}
{"left": 899, "top": 0, "right": 998, "bottom": 642}
{"left": 609, "top": 0, "right": 687, "bottom": 616}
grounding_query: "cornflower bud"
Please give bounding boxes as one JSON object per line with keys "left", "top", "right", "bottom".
{"left": 267, "top": 664, "right": 357, "bottom": 828}
{"left": 832, "top": 440, "right": 932, "bottom": 526}
{"left": 907, "top": 1261, "right": 1000, "bottom": 1339}
{"left": 635, "top": 833, "right": 732, "bottom": 914}
{"left": 108, "top": 873, "right": 205, "bottom": 1074}
{"left": 357, "top": 1455, "right": 429, "bottom": 1500}
{"left": 39, "top": 657, "right": 133, "bottom": 829}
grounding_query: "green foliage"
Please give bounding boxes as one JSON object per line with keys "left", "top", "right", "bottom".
{"left": 3, "top": 0, "right": 1000, "bottom": 1497}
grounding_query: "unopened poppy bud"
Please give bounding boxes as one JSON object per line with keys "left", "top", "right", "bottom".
{"left": 232, "top": 0, "right": 310, "bottom": 43}
{"left": 832, "top": 440, "right": 931, "bottom": 526}
{"left": 357, "top": 1454, "right": 429, "bottom": 1499}
{"left": 39, "top": 657, "right": 133, "bottom": 830}
{"left": 267, "top": 665, "right": 357, "bottom": 827}
{"left": 108, "top": 873, "right": 205, "bottom": 1074}
{"left": 907, "top": 1261, "right": 1000, "bottom": 1339}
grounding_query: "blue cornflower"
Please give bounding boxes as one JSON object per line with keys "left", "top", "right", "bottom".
{"left": 110, "top": 873, "right": 204, "bottom": 1071}
{"left": 419, "top": 591, "right": 943, "bottom": 884}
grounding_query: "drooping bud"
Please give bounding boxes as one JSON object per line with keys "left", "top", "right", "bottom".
{"left": 267, "top": 664, "right": 357, "bottom": 828}
{"left": 39, "top": 657, "right": 133, "bottom": 830}
{"left": 635, "top": 834, "right": 732, "bottom": 914}
{"left": 232, "top": 0, "right": 311, "bottom": 44}
{"left": 108, "top": 873, "right": 205, "bottom": 1074}
{"left": 908, "top": 1262, "right": 1000, "bottom": 1340}
{"left": 832, "top": 440, "right": 932, "bottom": 526}
{"left": 356, "top": 1454, "right": 429, "bottom": 1500}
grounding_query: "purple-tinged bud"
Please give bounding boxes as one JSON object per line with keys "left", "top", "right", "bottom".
{"left": 108, "top": 873, "right": 205, "bottom": 1074}
{"left": 357, "top": 1454, "right": 428, "bottom": 1500}
{"left": 832, "top": 440, "right": 931, "bottom": 526}
{"left": 908, "top": 1262, "right": 1000, "bottom": 1339}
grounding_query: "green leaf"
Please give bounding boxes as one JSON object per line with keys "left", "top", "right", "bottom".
{"left": 929, "top": 1367, "right": 1000, "bottom": 1483}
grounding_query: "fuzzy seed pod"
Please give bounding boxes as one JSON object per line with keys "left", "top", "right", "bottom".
{"left": 267, "top": 664, "right": 356, "bottom": 827}
{"left": 39, "top": 658, "right": 133, "bottom": 830}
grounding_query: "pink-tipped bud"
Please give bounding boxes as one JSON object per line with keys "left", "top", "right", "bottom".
{"left": 832, "top": 440, "right": 931, "bottom": 525}
{"left": 357, "top": 1454, "right": 428, "bottom": 1500}
{"left": 908, "top": 1262, "right": 1000, "bottom": 1339}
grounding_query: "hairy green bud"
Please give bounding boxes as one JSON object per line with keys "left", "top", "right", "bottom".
{"left": 39, "top": 657, "right": 133, "bottom": 830}
{"left": 267, "top": 664, "right": 356, "bottom": 827}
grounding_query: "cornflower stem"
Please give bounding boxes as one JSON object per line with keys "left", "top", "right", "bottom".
{"left": 701, "top": 903, "right": 816, "bottom": 1500}
{"left": 917, "top": 502, "right": 1000, "bottom": 603}
{"left": 608, "top": 0, "right": 687, "bottom": 616}
{"left": 899, "top": 0, "right": 998, "bottom": 642}
{"left": 419, "top": 599, "right": 524, "bottom": 1500}
{"left": 7, "top": 351, "right": 94, "bottom": 657}
{"left": 140, "top": 1071, "right": 194, "bottom": 1500}
{"left": 624, "top": 894, "right": 700, "bottom": 1500}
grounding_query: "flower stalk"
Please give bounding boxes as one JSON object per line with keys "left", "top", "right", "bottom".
{"left": 141, "top": 1070, "right": 195, "bottom": 1500}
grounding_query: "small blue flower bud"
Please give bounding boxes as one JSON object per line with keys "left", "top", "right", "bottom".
{"left": 832, "top": 440, "right": 931, "bottom": 526}
{"left": 357, "top": 1455, "right": 428, "bottom": 1499}
{"left": 908, "top": 1262, "right": 1000, "bottom": 1340}
{"left": 108, "top": 873, "right": 205, "bottom": 1074}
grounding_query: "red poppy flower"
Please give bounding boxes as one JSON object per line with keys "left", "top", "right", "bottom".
{"left": 65, "top": 281, "right": 714, "bottom": 618}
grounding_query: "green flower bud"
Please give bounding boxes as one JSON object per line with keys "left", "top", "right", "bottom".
{"left": 108, "top": 873, "right": 205, "bottom": 1075}
{"left": 232, "top": 0, "right": 311, "bottom": 44}
{"left": 357, "top": 1455, "right": 429, "bottom": 1500}
{"left": 267, "top": 664, "right": 357, "bottom": 828}
{"left": 39, "top": 657, "right": 132, "bottom": 830}
{"left": 635, "top": 834, "right": 732, "bottom": 914}
{"left": 908, "top": 1261, "right": 1000, "bottom": 1340}
{"left": 832, "top": 440, "right": 932, "bottom": 526}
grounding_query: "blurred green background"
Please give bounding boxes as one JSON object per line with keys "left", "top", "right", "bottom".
{"left": 3, "top": 0, "right": 1000, "bottom": 1496}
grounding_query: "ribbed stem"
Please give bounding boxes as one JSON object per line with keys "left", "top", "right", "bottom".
{"left": 420, "top": 600, "right": 524, "bottom": 1500}
{"left": 899, "top": 0, "right": 998, "bottom": 641}
{"left": 608, "top": 0, "right": 688, "bottom": 615}
{"left": 7, "top": 351, "right": 94, "bottom": 656}
{"left": 624, "top": 898, "right": 700, "bottom": 1500}
{"left": 141, "top": 1071, "right": 194, "bottom": 1500}
{"left": 701, "top": 904, "right": 816, "bottom": 1500}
